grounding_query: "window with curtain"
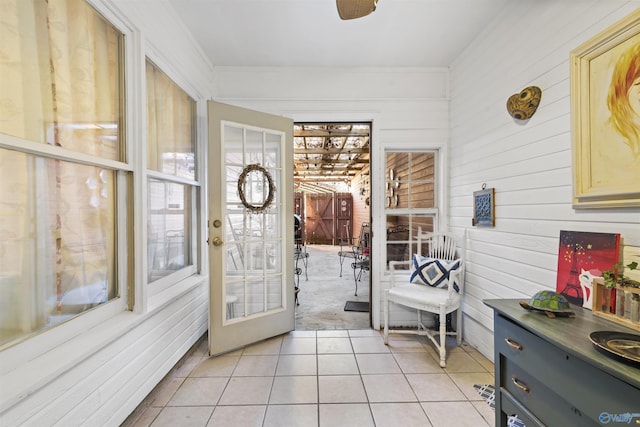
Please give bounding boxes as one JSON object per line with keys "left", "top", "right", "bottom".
{"left": 0, "top": 0, "right": 124, "bottom": 347}
{"left": 146, "top": 60, "right": 198, "bottom": 284}
{"left": 384, "top": 151, "right": 439, "bottom": 269}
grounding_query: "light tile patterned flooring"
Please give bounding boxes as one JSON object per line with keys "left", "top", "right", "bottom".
{"left": 123, "top": 330, "right": 495, "bottom": 427}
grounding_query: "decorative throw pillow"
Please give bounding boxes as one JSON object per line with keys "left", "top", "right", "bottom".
{"left": 410, "top": 254, "right": 461, "bottom": 292}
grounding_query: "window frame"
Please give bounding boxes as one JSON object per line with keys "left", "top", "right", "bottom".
{"left": 143, "top": 57, "right": 203, "bottom": 298}
{"left": 381, "top": 146, "right": 447, "bottom": 273}
{"left": 0, "top": 0, "right": 132, "bottom": 356}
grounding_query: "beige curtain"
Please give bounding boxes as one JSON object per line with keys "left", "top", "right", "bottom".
{"left": 0, "top": 0, "right": 121, "bottom": 340}
{"left": 146, "top": 61, "right": 195, "bottom": 178}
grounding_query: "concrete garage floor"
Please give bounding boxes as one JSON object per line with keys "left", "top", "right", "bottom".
{"left": 294, "top": 245, "right": 371, "bottom": 330}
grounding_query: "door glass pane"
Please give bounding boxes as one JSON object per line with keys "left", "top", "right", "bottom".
{"left": 263, "top": 212, "right": 281, "bottom": 239}
{"left": 246, "top": 278, "right": 265, "bottom": 316}
{"left": 223, "top": 124, "right": 284, "bottom": 321}
{"left": 246, "top": 130, "right": 263, "bottom": 164}
{"left": 224, "top": 126, "right": 244, "bottom": 162}
{"left": 266, "top": 275, "right": 283, "bottom": 310}
{"left": 264, "top": 133, "right": 281, "bottom": 168}
{"left": 226, "top": 279, "right": 244, "bottom": 319}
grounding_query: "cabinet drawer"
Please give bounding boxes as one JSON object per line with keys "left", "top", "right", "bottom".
{"left": 496, "top": 315, "right": 640, "bottom": 423}
{"left": 500, "top": 388, "right": 544, "bottom": 427}
{"left": 502, "top": 357, "right": 599, "bottom": 426}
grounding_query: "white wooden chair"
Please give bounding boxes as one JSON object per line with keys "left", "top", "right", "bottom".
{"left": 384, "top": 228, "right": 465, "bottom": 367}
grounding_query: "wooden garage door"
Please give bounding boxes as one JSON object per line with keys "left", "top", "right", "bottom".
{"left": 335, "top": 193, "right": 352, "bottom": 242}
{"left": 305, "top": 194, "right": 334, "bottom": 244}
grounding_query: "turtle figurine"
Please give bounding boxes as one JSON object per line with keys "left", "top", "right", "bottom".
{"left": 519, "top": 290, "right": 575, "bottom": 318}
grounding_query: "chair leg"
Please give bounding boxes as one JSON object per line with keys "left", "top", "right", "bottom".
{"left": 383, "top": 291, "right": 389, "bottom": 345}
{"left": 456, "top": 308, "right": 462, "bottom": 346}
{"left": 352, "top": 262, "right": 358, "bottom": 296}
{"left": 438, "top": 305, "right": 447, "bottom": 367}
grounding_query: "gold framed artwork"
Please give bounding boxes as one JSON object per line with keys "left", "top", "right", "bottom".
{"left": 570, "top": 9, "right": 640, "bottom": 208}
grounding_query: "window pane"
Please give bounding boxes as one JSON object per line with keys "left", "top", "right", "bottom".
{"left": 385, "top": 214, "right": 436, "bottom": 267}
{"left": 146, "top": 61, "right": 196, "bottom": 179}
{"left": 385, "top": 152, "right": 435, "bottom": 209}
{"left": 384, "top": 149, "right": 438, "bottom": 268}
{"left": 148, "top": 179, "right": 192, "bottom": 282}
{"left": 0, "top": 149, "right": 117, "bottom": 347}
{"left": 386, "top": 222, "right": 410, "bottom": 264}
{"left": 0, "top": 0, "right": 123, "bottom": 160}
{"left": 409, "top": 181, "right": 436, "bottom": 208}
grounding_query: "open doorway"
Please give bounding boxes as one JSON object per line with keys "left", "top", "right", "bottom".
{"left": 293, "top": 122, "right": 371, "bottom": 329}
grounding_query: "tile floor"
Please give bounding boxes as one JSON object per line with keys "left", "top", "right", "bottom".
{"left": 123, "top": 330, "right": 495, "bottom": 427}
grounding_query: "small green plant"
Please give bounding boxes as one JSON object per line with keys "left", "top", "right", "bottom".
{"left": 601, "top": 261, "right": 639, "bottom": 288}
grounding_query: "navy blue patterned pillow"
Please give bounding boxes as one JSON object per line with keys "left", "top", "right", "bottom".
{"left": 410, "top": 254, "right": 460, "bottom": 292}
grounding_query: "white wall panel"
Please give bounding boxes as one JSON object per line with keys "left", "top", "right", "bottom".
{"left": 214, "top": 67, "right": 448, "bottom": 100}
{"left": 450, "top": 0, "right": 640, "bottom": 360}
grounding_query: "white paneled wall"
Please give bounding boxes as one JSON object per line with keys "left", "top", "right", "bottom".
{"left": 449, "top": 0, "right": 640, "bottom": 359}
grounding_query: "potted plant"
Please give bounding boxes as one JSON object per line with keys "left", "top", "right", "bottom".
{"left": 600, "top": 266, "right": 617, "bottom": 313}
{"left": 600, "top": 261, "right": 639, "bottom": 316}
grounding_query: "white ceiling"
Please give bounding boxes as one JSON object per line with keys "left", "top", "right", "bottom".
{"left": 166, "top": 0, "right": 509, "bottom": 68}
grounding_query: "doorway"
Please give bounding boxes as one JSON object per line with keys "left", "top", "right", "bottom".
{"left": 293, "top": 122, "right": 371, "bottom": 329}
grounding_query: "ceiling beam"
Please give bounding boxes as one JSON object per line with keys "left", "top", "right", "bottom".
{"left": 294, "top": 158, "right": 369, "bottom": 165}
{"left": 294, "top": 182, "right": 336, "bottom": 194}
{"left": 294, "top": 176, "right": 354, "bottom": 182}
{"left": 294, "top": 130, "right": 370, "bottom": 138}
{"left": 294, "top": 148, "right": 369, "bottom": 155}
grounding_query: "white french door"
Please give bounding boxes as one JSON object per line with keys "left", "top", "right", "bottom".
{"left": 208, "top": 101, "right": 294, "bottom": 355}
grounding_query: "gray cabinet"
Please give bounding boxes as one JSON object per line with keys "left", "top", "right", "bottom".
{"left": 485, "top": 299, "right": 640, "bottom": 427}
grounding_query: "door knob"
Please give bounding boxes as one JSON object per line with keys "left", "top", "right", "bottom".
{"left": 212, "top": 237, "right": 224, "bottom": 247}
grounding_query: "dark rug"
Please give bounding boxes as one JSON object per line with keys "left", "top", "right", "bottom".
{"left": 474, "top": 384, "right": 526, "bottom": 427}
{"left": 344, "top": 301, "right": 369, "bottom": 312}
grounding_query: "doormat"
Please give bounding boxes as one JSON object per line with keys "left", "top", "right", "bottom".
{"left": 344, "top": 301, "right": 369, "bottom": 312}
{"left": 473, "top": 384, "right": 526, "bottom": 427}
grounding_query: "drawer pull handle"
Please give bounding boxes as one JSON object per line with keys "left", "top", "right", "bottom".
{"left": 505, "top": 338, "right": 523, "bottom": 351}
{"left": 512, "top": 376, "right": 530, "bottom": 393}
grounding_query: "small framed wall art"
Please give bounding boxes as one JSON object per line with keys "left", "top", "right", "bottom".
{"left": 472, "top": 185, "right": 495, "bottom": 227}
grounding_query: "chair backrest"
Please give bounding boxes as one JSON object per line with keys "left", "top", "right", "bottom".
{"left": 356, "top": 222, "right": 371, "bottom": 251}
{"left": 416, "top": 228, "right": 458, "bottom": 261}
{"left": 413, "top": 228, "right": 466, "bottom": 294}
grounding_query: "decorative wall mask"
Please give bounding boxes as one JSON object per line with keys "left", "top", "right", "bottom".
{"left": 337, "top": 0, "right": 378, "bottom": 20}
{"left": 506, "top": 86, "right": 542, "bottom": 120}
